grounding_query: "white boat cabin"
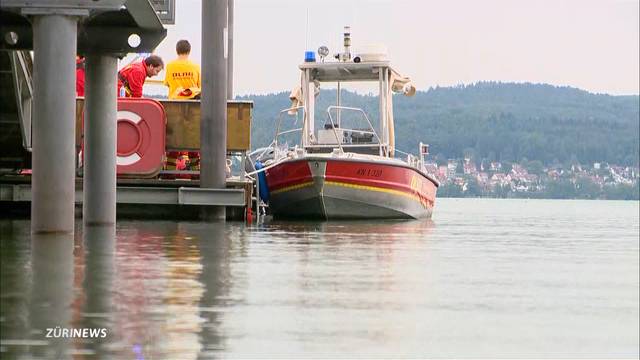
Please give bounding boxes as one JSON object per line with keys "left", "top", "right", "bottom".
{"left": 276, "top": 60, "right": 416, "bottom": 158}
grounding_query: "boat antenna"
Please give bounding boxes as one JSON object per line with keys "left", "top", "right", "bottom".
{"left": 305, "top": 6, "right": 309, "bottom": 50}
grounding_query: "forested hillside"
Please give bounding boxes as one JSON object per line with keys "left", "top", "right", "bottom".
{"left": 239, "top": 82, "right": 639, "bottom": 166}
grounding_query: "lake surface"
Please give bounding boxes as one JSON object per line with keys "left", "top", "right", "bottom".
{"left": 1, "top": 198, "right": 638, "bottom": 359}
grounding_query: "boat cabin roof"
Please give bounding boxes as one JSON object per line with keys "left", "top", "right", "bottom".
{"left": 299, "top": 61, "right": 392, "bottom": 82}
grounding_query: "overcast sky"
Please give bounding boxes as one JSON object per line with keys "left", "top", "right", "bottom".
{"left": 147, "top": 0, "right": 639, "bottom": 96}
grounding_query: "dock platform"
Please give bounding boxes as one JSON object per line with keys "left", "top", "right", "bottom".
{"left": 0, "top": 176, "right": 253, "bottom": 220}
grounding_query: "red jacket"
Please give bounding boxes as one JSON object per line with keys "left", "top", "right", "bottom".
{"left": 76, "top": 57, "right": 85, "bottom": 96}
{"left": 117, "top": 61, "right": 147, "bottom": 97}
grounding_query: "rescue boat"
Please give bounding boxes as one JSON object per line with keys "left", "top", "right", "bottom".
{"left": 256, "top": 28, "right": 439, "bottom": 219}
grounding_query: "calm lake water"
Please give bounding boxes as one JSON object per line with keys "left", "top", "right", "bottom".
{"left": 1, "top": 198, "right": 638, "bottom": 359}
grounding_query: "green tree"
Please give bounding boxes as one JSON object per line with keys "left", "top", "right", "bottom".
{"left": 603, "top": 184, "right": 640, "bottom": 200}
{"left": 502, "top": 161, "right": 513, "bottom": 174}
{"left": 244, "top": 83, "right": 640, "bottom": 167}
{"left": 435, "top": 153, "right": 447, "bottom": 167}
{"left": 575, "top": 177, "right": 601, "bottom": 199}
{"left": 546, "top": 179, "right": 577, "bottom": 199}
{"left": 494, "top": 184, "right": 512, "bottom": 198}
{"left": 439, "top": 183, "right": 463, "bottom": 198}
{"left": 526, "top": 160, "right": 545, "bottom": 175}
{"left": 464, "top": 176, "right": 483, "bottom": 197}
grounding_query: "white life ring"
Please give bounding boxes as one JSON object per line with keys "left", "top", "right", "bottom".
{"left": 116, "top": 110, "right": 143, "bottom": 166}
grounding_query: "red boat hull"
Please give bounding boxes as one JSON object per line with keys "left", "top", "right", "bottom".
{"left": 265, "top": 157, "right": 438, "bottom": 219}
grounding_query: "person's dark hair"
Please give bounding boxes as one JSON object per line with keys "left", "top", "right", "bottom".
{"left": 176, "top": 40, "right": 191, "bottom": 55}
{"left": 144, "top": 55, "right": 164, "bottom": 68}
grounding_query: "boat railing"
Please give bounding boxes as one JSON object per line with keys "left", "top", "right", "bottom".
{"left": 325, "top": 106, "right": 383, "bottom": 155}
{"left": 10, "top": 51, "right": 33, "bottom": 151}
{"left": 394, "top": 148, "right": 420, "bottom": 169}
{"left": 274, "top": 106, "right": 305, "bottom": 149}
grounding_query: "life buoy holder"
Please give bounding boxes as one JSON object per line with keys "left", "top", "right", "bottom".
{"left": 80, "top": 98, "right": 165, "bottom": 178}
{"left": 116, "top": 110, "right": 150, "bottom": 166}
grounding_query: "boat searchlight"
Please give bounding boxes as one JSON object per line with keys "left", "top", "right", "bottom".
{"left": 318, "top": 46, "right": 329, "bottom": 62}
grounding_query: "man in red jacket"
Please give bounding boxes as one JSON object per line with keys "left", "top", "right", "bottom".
{"left": 117, "top": 55, "right": 164, "bottom": 97}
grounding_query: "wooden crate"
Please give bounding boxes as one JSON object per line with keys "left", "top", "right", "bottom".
{"left": 161, "top": 99, "right": 253, "bottom": 152}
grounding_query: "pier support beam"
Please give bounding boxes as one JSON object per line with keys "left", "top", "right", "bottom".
{"left": 31, "top": 14, "right": 79, "bottom": 234}
{"left": 201, "top": 0, "right": 228, "bottom": 221}
{"left": 83, "top": 54, "right": 118, "bottom": 225}
{"left": 227, "top": 0, "right": 234, "bottom": 99}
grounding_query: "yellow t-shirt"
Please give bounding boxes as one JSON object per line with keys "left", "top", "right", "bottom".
{"left": 164, "top": 58, "right": 201, "bottom": 99}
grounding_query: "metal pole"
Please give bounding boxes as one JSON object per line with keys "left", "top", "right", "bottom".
{"left": 255, "top": 177, "right": 260, "bottom": 223}
{"left": 201, "top": 0, "right": 228, "bottom": 221}
{"left": 378, "top": 67, "right": 385, "bottom": 156}
{"left": 83, "top": 54, "right": 118, "bottom": 226}
{"left": 31, "top": 15, "right": 78, "bottom": 234}
{"left": 227, "top": 0, "right": 234, "bottom": 100}
{"left": 337, "top": 82, "right": 341, "bottom": 127}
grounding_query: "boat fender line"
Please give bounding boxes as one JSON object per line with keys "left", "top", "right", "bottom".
{"left": 254, "top": 161, "right": 270, "bottom": 203}
{"left": 244, "top": 156, "right": 289, "bottom": 177}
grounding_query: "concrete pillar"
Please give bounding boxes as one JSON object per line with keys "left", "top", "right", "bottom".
{"left": 201, "top": 0, "right": 228, "bottom": 221}
{"left": 227, "top": 0, "right": 234, "bottom": 100}
{"left": 31, "top": 15, "right": 79, "bottom": 234}
{"left": 83, "top": 54, "right": 118, "bottom": 226}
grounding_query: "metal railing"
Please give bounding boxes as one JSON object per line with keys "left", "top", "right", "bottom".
{"left": 394, "top": 148, "right": 420, "bottom": 169}
{"left": 10, "top": 51, "right": 33, "bottom": 151}
{"left": 325, "top": 105, "right": 383, "bottom": 155}
{"left": 274, "top": 106, "right": 305, "bottom": 148}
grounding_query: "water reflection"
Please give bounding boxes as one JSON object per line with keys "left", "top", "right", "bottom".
{"left": 0, "top": 220, "right": 31, "bottom": 358}
{"left": 194, "top": 221, "right": 232, "bottom": 358}
{"left": 2, "top": 199, "right": 636, "bottom": 358}
{"left": 0, "top": 218, "right": 435, "bottom": 358}
{"left": 84, "top": 221, "right": 235, "bottom": 359}
{"left": 213, "top": 219, "right": 437, "bottom": 357}
{"left": 81, "top": 225, "right": 115, "bottom": 358}
{"left": 161, "top": 222, "right": 204, "bottom": 360}
{"left": 111, "top": 221, "right": 191, "bottom": 359}
{"left": 30, "top": 232, "right": 75, "bottom": 359}
{"left": 259, "top": 219, "right": 435, "bottom": 242}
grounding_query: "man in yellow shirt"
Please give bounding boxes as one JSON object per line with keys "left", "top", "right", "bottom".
{"left": 164, "top": 40, "right": 201, "bottom": 99}
{"left": 164, "top": 40, "right": 202, "bottom": 176}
